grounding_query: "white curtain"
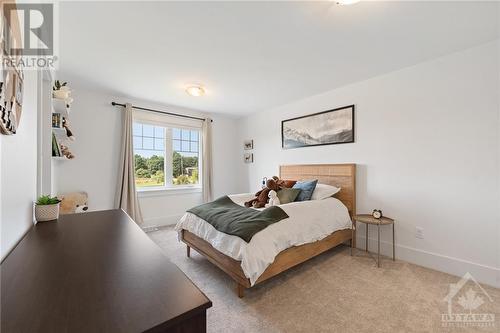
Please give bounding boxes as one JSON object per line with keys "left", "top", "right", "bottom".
{"left": 116, "top": 103, "right": 144, "bottom": 224}
{"left": 202, "top": 118, "right": 213, "bottom": 202}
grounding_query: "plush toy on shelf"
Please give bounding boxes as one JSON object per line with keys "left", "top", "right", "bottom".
{"left": 265, "top": 190, "right": 281, "bottom": 208}
{"left": 62, "top": 117, "right": 75, "bottom": 141}
{"left": 60, "top": 144, "right": 75, "bottom": 159}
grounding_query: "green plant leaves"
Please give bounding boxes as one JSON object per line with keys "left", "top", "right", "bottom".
{"left": 36, "top": 195, "right": 61, "bottom": 205}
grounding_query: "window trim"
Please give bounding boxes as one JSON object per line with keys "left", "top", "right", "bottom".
{"left": 137, "top": 185, "right": 202, "bottom": 197}
{"left": 132, "top": 117, "right": 202, "bottom": 193}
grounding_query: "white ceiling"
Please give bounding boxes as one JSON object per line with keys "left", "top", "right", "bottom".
{"left": 59, "top": 1, "right": 499, "bottom": 116}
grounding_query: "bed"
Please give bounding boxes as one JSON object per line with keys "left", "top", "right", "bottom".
{"left": 176, "top": 164, "right": 356, "bottom": 297}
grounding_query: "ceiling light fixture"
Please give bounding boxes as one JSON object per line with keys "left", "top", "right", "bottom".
{"left": 185, "top": 85, "right": 206, "bottom": 97}
{"left": 336, "top": 0, "right": 361, "bottom": 5}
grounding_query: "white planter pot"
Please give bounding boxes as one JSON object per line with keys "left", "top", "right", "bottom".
{"left": 53, "top": 90, "right": 70, "bottom": 100}
{"left": 35, "top": 203, "right": 60, "bottom": 222}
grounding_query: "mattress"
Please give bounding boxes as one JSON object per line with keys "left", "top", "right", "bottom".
{"left": 175, "top": 193, "right": 352, "bottom": 285}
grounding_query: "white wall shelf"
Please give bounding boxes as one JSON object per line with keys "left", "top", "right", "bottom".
{"left": 52, "top": 98, "right": 70, "bottom": 117}
{"left": 50, "top": 87, "right": 75, "bottom": 165}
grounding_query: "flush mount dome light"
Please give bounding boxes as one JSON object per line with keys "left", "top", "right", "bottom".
{"left": 185, "top": 85, "right": 205, "bottom": 97}
{"left": 337, "top": 0, "right": 361, "bottom": 5}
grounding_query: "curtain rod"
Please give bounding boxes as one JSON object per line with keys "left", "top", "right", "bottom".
{"left": 111, "top": 102, "right": 212, "bottom": 122}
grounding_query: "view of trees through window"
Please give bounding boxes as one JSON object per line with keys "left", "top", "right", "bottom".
{"left": 134, "top": 154, "right": 165, "bottom": 187}
{"left": 133, "top": 123, "right": 199, "bottom": 188}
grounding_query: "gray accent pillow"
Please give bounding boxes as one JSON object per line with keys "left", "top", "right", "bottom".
{"left": 277, "top": 188, "right": 301, "bottom": 204}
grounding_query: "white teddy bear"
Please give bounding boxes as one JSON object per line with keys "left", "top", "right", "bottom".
{"left": 265, "top": 190, "right": 281, "bottom": 207}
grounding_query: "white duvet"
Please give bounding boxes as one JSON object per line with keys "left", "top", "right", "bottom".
{"left": 174, "top": 193, "right": 352, "bottom": 285}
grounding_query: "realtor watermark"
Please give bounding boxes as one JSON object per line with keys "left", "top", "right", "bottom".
{"left": 441, "top": 272, "right": 495, "bottom": 328}
{"left": 1, "top": 2, "right": 58, "bottom": 70}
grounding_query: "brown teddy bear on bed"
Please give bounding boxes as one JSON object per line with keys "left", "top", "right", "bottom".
{"left": 244, "top": 176, "right": 298, "bottom": 208}
{"left": 244, "top": 176, "right": 283, "bottom": 208}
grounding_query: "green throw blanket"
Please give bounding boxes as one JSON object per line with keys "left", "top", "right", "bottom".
{"left": 187, "top": 196, "right": 289, "bottom": 242}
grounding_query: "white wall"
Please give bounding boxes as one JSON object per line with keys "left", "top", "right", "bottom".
{"left": 238, "top": 41, "right": 500, "bottom": 287}
{"left": 0, "top": 71, "right": 39, "bottom": 261}
{"left": 52, "top": 84, "right": 243, "bottom": 228}
{"left": 52, "top": 88, "right": 123, "bottom": 210}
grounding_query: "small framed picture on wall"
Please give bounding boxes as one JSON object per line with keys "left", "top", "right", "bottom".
{"left": 244, "top": 139, "right": 253, "bottom": 150}
{"left": 244, "top": 153, "right": 253, "bottom": 163}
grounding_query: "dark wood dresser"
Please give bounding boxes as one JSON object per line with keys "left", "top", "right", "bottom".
{"left": 1, "top": 209, "right": 212, "bottom": 333}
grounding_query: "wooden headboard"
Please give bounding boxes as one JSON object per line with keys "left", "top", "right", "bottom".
{"left": 279, "top": 164, "right": 356, "bottom": 217}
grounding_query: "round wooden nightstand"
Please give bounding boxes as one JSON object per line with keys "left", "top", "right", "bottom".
{"left": 351, "top": 214, "right": 395, "bottom": 267}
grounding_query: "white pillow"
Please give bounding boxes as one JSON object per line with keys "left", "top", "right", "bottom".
{"left": 311, "top": 183, "right": 341, "bottom": 200}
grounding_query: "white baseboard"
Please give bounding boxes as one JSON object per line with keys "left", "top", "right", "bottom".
{"left": 142, "top": 214, "right": 182, "bottom": 230}
{"left": 357, "top": 235, "right": 500, "bottom": 289}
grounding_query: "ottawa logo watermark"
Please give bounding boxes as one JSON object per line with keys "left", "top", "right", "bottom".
{"left": 1, "top": 2, "right": 58, "bottom": 70}
{"left": 441, "top": 272, "right": 495, "bottom": 328}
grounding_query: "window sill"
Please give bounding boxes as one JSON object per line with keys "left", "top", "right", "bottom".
{"left": 137, "top": 186, "right": 202, "bottom": 198}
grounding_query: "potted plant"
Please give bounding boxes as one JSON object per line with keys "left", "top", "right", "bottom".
{"left": 52, "top": 80, "right": 72, "bottom": 101}
{"left": 35, "top": 195, "right": 61, "bottom": 222}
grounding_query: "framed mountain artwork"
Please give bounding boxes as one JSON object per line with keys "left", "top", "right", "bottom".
{"left": 281, "top": 105, "right": 354, "bottom": 149}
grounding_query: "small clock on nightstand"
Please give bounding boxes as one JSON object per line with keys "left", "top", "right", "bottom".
{"left": 372, "top": 209, "right": 383, "bottom": 219}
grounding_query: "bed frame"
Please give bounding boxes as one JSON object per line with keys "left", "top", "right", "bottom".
{"left": 181, "top": 164, "right": 356, "bottom": 297}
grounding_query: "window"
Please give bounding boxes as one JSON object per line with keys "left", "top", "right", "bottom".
{"left": 172, "top": 128, "right": 199, "bottom": 186}
{"left": 133, "top": 123, "right": 165, "bottom": 187}
{"left": 133, "top": 122, "right": 201, "bottom": 190}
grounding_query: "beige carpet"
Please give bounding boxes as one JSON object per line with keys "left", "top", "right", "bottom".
{"left": 148, "top": 227, "right": 500, "bottom": 333}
